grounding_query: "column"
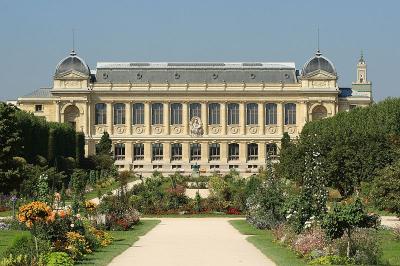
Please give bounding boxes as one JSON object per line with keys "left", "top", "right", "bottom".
{"left": 125, "top": 141, "right": 133, "bottom": 163}
{"left": 201, "top": 102, "right": 208, "bottom": 135}
{"left": 220, "top": 102, "right": 227, "bottom": 135}
{"left": 258, "top": 141, "right": 266, "bottom": 164}
{"left": 126, "top": 102, "right": 132, "bottom": 135}
{"left": 163, "top": 102, "right": 170, "bottom": 135}
{"left": 277, "top": 102, "right": 284, "bottom": 135}
{"left": 182, "top": 102, "right": 189, "bottom": 135}
{"left": 85, "top": 101, "right": 89, "bottom": 135}
{"left": 239, "top": 102, "right": 246, "bottom": 135}
{"left": 164, "top": 141, "right": 171, "bottom": 163}
{"left": 201, "top": 141, "right": 209, "bottom": 163}
{"left": 220, "top": 141, "right": 228, "bottom": 163}
{"left": 106, "top": 102, "right": 113, "bottom": 135}
{"left": 239, "top": 141, "right": 247, "bottom": 163}
{"left": 182, "top": 142, "right": 190, "bottom": 163}
{"left": 144, "top": 101, "right": 151, "bottom": 135}
{"left": 56, "top": 101, "right": 61, "bottom": 123}
{"left": 258, "top": 102, "right": 265, "bottom": 135}
{"left": 144, "top": 141, "right": 152, "bottom": 163}
{"left": 87, "top": 101, "right": 92, "bottom": 136}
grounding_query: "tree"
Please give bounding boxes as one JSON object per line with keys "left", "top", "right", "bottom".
{"left": 75, "top": 132, "right": 85, "bottom": 167}
{"left": 321, "top": 198, "right": 379, "bottom": 258}
{"left": 96, "top": 132, "right": 112, "bottom": 155}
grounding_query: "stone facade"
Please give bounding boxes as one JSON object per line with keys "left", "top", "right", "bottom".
{"left": 15, "top": 50, "right": 372, "bottom": 175}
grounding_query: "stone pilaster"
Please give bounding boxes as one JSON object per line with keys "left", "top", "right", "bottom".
{"left": 201, "top": 102, "right": 208, "bottom": 135}
{"left": 258, "top": 102, "right": 265, "bottom": 135}
{"left": 220, "top": 141, "right": 228, "bottom": 163}
{"left": 201, "top": 141, "right": 209, "bottom": 163}
{"left": 107, "top": 102, "right": 113, "bottom": 135}
{"left": 163, "top": 102, "right": 170, "bottom": 135}
{"left": 220, "top": 102, "right": 227, "bottom": 135}
{"left": 277, "top": 102, "right": 284, "bottom": 135}
{"left": 239, "top": 102, "right": 246, "bottom": 135}
{"left": 182, "top": 102, "right": 189, "bottom": 135}
{"left": 239, "top": 141, "right": 247, "bottom": 163}
{"left": 164, "top": 141, "right": 171, "bottom": 163}
{"left": 126, "top": 102, "right": 132, "bottom": 135}
{"left": 144, "top": 101, "right": 151, "bottom": 135}
{"left": 144, "top": 141, "right": 152, "bottom": 163}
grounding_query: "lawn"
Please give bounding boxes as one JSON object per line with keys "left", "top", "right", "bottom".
{"left": 379, "top": 229, "right": 400, "bottom": 265}
{"left": 229, "top": 220, "right": 307, "bottom": 266}
{"left": 143, "top": 213, "right": 245, "bottom": 218}
{"left": 0, "top": 230, "right": 30, "bottom": 255}
{"left": 76, "top": 219, "right": 160, "bottom": 266}
{"left": 0, "top": 210, "right": 12, "bottom": 217}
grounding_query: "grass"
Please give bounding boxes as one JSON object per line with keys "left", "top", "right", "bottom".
{"left": 229, "top": 220, "right": 306, "bottom": 266}
{"left": 143, "top": 213, "right": 245, "bottom": 218}
{"left": 379, "top": 229, "right": 400, "bottom": 265}
{"left": 0, "top": 230, "right": 30, "bottom": 255}
{"left": 76, "top": 219, "right": 160, "bottom": 266}
{"left": 0, "top": 210, "right": 13, "bottom": 217}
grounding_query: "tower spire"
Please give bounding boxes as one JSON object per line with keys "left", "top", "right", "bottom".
{"left": 70, "top": 29, "right": 76, "bottom": 56}
{"left": 316, "top": 26, "right": 321, "bottom": 56}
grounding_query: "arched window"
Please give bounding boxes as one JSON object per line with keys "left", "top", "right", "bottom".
{"left": 209, "top": 103, "right": 220, "bottom": 125}
{"left": 312, "top": 105, "right": 327, "bottom": 121}
{"left": 246, "top": 103, "right": 258, "bottom": 125}
{"left": 190, "top": 103, "right": 201, "bottom": 120}
{"left": 113, "top": 103, "right": 125, "bottom": 125}
{"left": 170, "top": 103, "right": 182, "bottom": 125}
{"left": 151, "top": 103, "right": 163, "bottom": 125}
{"left": 247, "top": 143, "right": 258, "bottom": 161}
{"left": 227, "top": 103, "right": 239, "bottom": 125}
{"left": 132, "top": 103, "right": 144, "bottom": 125}
{"left": 284, "top": 103, "right": 296, "bottom": 125}
{"left": 228, "top": 143, "right": 239, "bottom": 161}
{"left": 95, "top": 103, "right": 107, "bottom": 125}
{"left": 265, "top": 103, "right": 277, "bottom": 125}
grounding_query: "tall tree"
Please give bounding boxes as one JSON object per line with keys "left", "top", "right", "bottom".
{"left": 96, "top": 132, "right": 112, "bottom": 155}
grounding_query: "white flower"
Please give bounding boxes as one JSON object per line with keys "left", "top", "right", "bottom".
{"left": 70, "top": 223, "right": 75, "bottom": 228}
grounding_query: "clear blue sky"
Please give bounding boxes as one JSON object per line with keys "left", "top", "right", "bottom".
{"left": 0, "top": 0, "right": 399, "bottom": 101}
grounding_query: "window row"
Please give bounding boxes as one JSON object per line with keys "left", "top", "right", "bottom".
{"left": 113, "top": 143, "right": 278, "bottom": 161}
{"left": 95, "top": 103, "right": 297, "bottom": 126}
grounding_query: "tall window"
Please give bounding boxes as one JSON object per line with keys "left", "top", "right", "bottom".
{"left": 170, "top": 103, "right": 182, "bottom": 125}
{"left": 114, "top": 143, "right": 125, "bottom": 160}
{"left": 152, "top": 103, "right": 163, "bottom": 125}
{"left": 113, "top": 103, "right": 126, "bottom": 125}
{"left": 171, "top": 143, "right": 182, "bottom": 161}
{"left": 247, "top": 143, "right": 258, "bottom": 161}
{"left": 189, "top": 103, "right": 201, "bottom": 120}
{"left": 284, "top": 103, "right": 296, "bottom": 125}
{"left": 132, "top": 103, "right": 144, "bottom": 125}
{"left": 152, "top": 143, "right": 163, "bottom": 161}
{"left": 209, "top": 143, "right": 220, "bottom": 161}
{"left": 265, "top": 103, "right": 277, "bottom": 125}
{"left": 227, "top": 103, "right": 239, "bottom": 125}
{"left": 190, "top": 143, "right": 201, "bottom": 161}
{"left": 133, "top": 143, "right": 144, "bottom": 161}
{"left": 228, "top": 143, "right": 239, "bottom": 161}
{"left": 266, "top": 143, "right": 278, "bottom": 159}
{"left": 95, "top": 103, "right": 107, "bottom": 125}
{"left": 246, "top": 103, "right": 258, "bottom": 125}
{"left": 209, "top": 103, "right": 220, "bottom": 125}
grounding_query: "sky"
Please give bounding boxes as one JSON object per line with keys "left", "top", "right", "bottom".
{"left": 0, "top": 0, "right": 399, "bottom": 101}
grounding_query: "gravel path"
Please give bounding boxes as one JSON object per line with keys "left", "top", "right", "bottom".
{"left": 108, "top": 218, "right": 275, "bottom": 266}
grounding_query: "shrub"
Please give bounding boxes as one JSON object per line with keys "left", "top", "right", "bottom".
{"left": 0, "top": 254, "right": 29, "bottom": 266}
{"left": 272, "top": 223, "right": 297, "bottom": 246}
{"left": 309, "top": 255, "right": 353, "bottom": 265}
{"left": 292, "top": 226, "right": 326, "bottom": 257}
{"left": 65, "top": 231, "right": 91, "bottom": 260}
{"left": 46, "top": 252, "right": 73, "bottom": 266}
{"left": 2, "top": 235, "right": 51, "bottom": 265}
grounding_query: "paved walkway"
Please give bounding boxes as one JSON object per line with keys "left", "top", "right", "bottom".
{"left": 108, "top": 218, "right": 275, "bottom": 266}
{"left": 381, "top": 216, "right": 400, "bottom": 229}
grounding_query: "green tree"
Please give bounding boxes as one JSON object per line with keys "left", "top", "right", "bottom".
{"left": 96, "top": 132, "right": 112, "bottom": 155}
{"left": 75, "top": 132, "right": 85, "bottom": 167}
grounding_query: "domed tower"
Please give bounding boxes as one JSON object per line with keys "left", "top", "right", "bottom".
{"left": 301, "top": 50, "right": 338, "bottom": 89}
{"left": 53, "top": 50, "right": 91, "bottom": 89}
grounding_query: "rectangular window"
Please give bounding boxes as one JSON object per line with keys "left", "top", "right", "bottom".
{"left": 229, "top": 165, "right": 239, "bottom": 169}
{"left": 189, "top": 103, "right": 201, "bottom": 120}
{"left": 246, "top": 103, "right": 258, "bottom": 125}
{"left": 208, "top": 103, "right": 220, "bottom": 125}
{"left": 133, "top": 103, "right": 144, "bottom": 125}
{"left": 152, "top": 143, "right": 163, "bottom": 161}
{"left": 153, "top": 165, "right": 162, "bottom": 169}
{"left": 152, "top": 103, "right": 163, "bottom": 125}
{"left": 227, "top": 103, "right": 239, "bottom": 125}
{"left": 171, "top": 143, "right": 182, "bottom": 161}
{"left": 228, "top": 143, "right": 239, "bottom": 161}
{"left": 35, "top": 104, "right": 43, "bottom": 112}
{"left": 133, "top": 143, "right": 144, "bottom": 161}
{"left": 284, "top": 103, "right": 296, "bottom": 125}
{"left": 266, "top": 143, "right": 278, "bottom": 159}
{"left": 209, "top": 143, "right": 220, "bottom": 161}
{"left": 247, "top": 143, "right": 258, "bottom": 161}
{"left": 114, "top": 143, "right": 125, "bottom": 160}
{"left": 113, "top": 103, "right": 126, "bottom": 125}
{"left": 95, "top": 103, "right": 107, "bottom": 125}
{"left": 349, "top": 104, "right": 357, "bottom": 110}
{"left": 265, "top": 103, "right": 277, "bottom": 125}
{"left": 170, "top": 103, "right": 183, "bottom": 125}
{"left": 190, "top": 143, "right": 201, "bottom": 161}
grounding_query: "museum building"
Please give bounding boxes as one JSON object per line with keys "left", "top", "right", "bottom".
{"left": 15, "top": 49, "right": 372, "bottom": 175}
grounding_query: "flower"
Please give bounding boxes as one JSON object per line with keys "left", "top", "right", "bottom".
{"left": 18, "top": 201, "right": 52, "bottom": 228}
{"left": 70, "top": 223, "right": 75, "bottom": 228}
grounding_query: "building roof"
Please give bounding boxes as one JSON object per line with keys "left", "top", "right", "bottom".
{"left": 339, "top": 87, "right": 352, "bottom": 98}
{"left": 55, "top": 51, "right": 90, "bottom": 77}
{"left": 95, "top": 62, "right": 298, "bottom": 84}
{"left": 302, "top": 51, "right": 336, "bottom": 77}
{"left": 21, "top": 88, "right": 53, "bottom": 98}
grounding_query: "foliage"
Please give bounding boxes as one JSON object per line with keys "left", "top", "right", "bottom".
{"left": 18, "top": 201, "right": 52, "bottom": 229}
{"left": 65, "top": 231, "right": 91, "bottom": 260}
{"left": 46, "top": 252, "right": 74, "bottom": 266}
{"left": 292, "top": 226, "right": 326, "bottom": 257}
{"left": 96, "top": 132, "right": 112, "bottom": 155}
{"left": 370, "top": 159, "right": 400, "bottom": 217}
{"left": 75, "top": 132, "right": 85, "bottom": 168}
{"left": 69, "top": 169, "right": 88, "bottom": 214}
{"left": 309, "top": 255, "right": 353, "bottom": 265}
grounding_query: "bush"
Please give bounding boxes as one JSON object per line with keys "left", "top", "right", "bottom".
{"left": 65, "top": 231, "right": 91, "bottom": 260}
{"left": 292, "top": 226, "right": 326, "bottom": 257}
{"left": 2, "top": 235, "right": 51, "bottom": 265}
{"left": 46, "top": 252, "right": 73, "bottom": 266}
{"left": 309, "top": 255, "right": 353, "bottom": 265}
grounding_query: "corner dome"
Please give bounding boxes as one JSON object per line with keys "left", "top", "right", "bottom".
{"left": 55, "top": 50, "right": 90, "bottom": 77}
{"left": 301, "top": 51, "right": 336, "bottom": 77}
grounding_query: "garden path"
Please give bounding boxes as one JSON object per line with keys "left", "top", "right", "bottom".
{"left": 381, "top": 216, "right": 400, "bottom": 229}
{"left": 108, "top": 218, "right": 275, "bottom": 266}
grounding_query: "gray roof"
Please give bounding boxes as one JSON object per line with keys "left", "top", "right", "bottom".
{"left": 21, "top": 88, "right": 53, "bottom": 98}
{"left": 301, "top": 52, "right": 336, "bottom": 77}
{"left": 95, "top": 62, "right": 297, "bottom": 84}
{"left": 55, "top": 51, "right": 90, "bottom": 77}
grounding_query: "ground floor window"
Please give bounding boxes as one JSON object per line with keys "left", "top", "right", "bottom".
{"left": 229, "top": 165, "right": 239, "bottom": 169}
{"left": 114, "top": 143, "right": 125, "bottom": 160}
{"left": 152, "top": 143, "right": 163, "bottom": 161}
{"left": 153, "top": 164, "right": 162, "bottom": 169}
{"left": 228, "top": 143, "right": 239, "bottom": 161}
{"left": 247, "top": 143, "right": 258, "bottom": 161}
{"left": 171, "top": 143, "right": 182, "bottom": 161}
{"left": 209, "top": 143, "right": 220, "bottom": 161}
{"left": 190, "top": 143, "right": 201, "bottom": 161}
{"left": 134, "top": 143, "right": 144, "bottom": 161}
{"left": 266, "top": 143, "right": 278, "bottom": 159}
